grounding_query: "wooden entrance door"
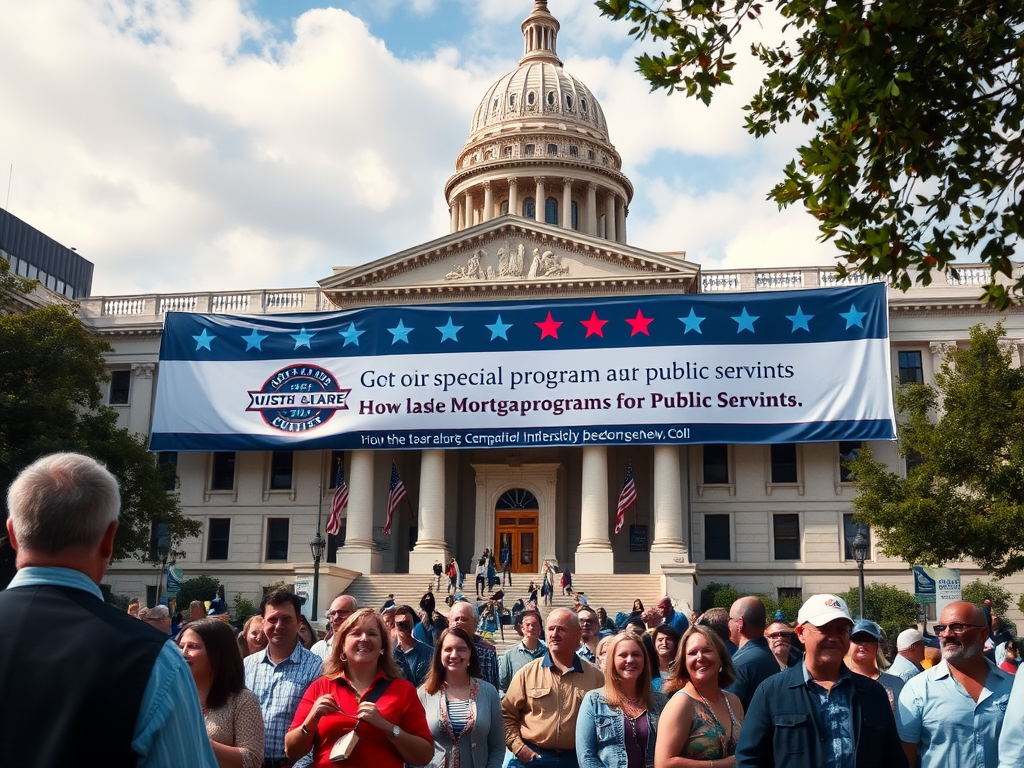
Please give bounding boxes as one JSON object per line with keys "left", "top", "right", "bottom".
{"left": 495, "top": 511, "right": 539, "bottom": 573}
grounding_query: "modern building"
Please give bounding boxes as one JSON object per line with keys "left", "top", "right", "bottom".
{"left": 73, "top": 1, "right": 1024, "bottom": 619}
{"left": 1, "top": 206, "right": 93, "bottom": 301}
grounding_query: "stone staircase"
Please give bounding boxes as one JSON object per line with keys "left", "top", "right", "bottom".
{"left": 343, "top": 572, "right": 667, "bottom": 656}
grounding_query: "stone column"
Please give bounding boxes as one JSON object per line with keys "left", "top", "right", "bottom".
{"left": 605, "top": 194, "right": 617, "bottom": 241}
{"left": 586, "top": 182, "right": 598, "bottom": 235}
{"left": 128, "top": 363, "right": 156, "bottom": 437}
{"left": 463, "top": 192, "right": 472, "bottom": 230}
{"left": 450, "top": 203, "right": 458, "bottom": 233}
{"left": 534, "top": 177, "right": 546, "bottom": 223}
{"left": 335, "top": 450, "right": 381, "bottom": 573}
{"left": 650, "top": 445, "right": 688, "bottom": 571}
{"left": 409, "top": 450, "right": 449, "bottom": 573}
{"left": 482, "top": 181, "right": 494, "bottom": 223}
{"left": 561, "top": 178, "right": 573, "bottom": 229}
{"left": 508, "top": 177, "right": 519, "bottom": 217}
{"left": 576, "top": 446, "right": 614, "bottom": 573}
{"left": 616, "top": 201, "right": 626, "bottom": 243}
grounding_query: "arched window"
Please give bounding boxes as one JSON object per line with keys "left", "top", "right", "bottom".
{"left": 497, "top": 489, "right": 538, "bottom": 510}
{"left": 571, "top": 201, "right": 579, "bottom": 230}
{"left": 500, "top": 200, "right": 509, "bottom": 216}
{"left": 545, "top": 197, "right": 559, "bottom": 224}
{"left": 523, "top": 197, "right": 536, "bottom": 219}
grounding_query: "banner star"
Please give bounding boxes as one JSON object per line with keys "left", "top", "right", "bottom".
{"left": 580, "top": 310, "right": 608, "bottom": 338}
{"left": 387, "top": 319, "right": 413, "bottom": 344}
{"left": 436, "top": 317, "right": 463, "bottom": 342}
{"left": 192, "top": 328, "right": 216, "bottom": 351}
{"left": 625, "top": 308, "right": 654, "bottom": 337}
{"left": 291, "top": 327, "right": 316, "bottom": 349}
{"left": 678, "top": 309, "right": 706, "bottom": 335}
{"left": 485, "top": 315, "right": 513, "bottom": 341}
{"left": 535, "top": 311, "right": 563, "bottom": 340}
{"left": 731, "top": 307, "right": 760, "bottom": 333}
{"left": 839, "top": 304, "right": 867, "bottom": 329}
{"left": 338, "top": 324, "right": 364, "bottom": 347}
{"left": 786, "top": 306, "right": 813, "bottom": 332}
{"left": 241, "top": 328, "right": 268, "bottom": 351}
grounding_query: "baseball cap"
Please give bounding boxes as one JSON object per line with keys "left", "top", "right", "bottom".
{"left": 797, "top": 594, "right": 853, "bottom": 627}
{"left": 897, "top": 628, "right": 924, "bottom": 651}
{"left": 851, "top": 619, "right": 883, "bottom": 640}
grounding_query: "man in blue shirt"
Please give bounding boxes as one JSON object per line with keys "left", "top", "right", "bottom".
{"left": 726, "top": 596, "right": 783, "bottom": 711}
{"left": 658, "top": 595, "right": 690, "bottom": 636}
{"left": 896, "top": 601, "right": 1014, "bottom": 768}
{"left": 0, "top": 452, "right": 216, "bottom": 768}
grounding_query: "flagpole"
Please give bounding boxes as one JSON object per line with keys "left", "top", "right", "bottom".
{"left": 311, "top": 483, "right": 325, "bottom": 624}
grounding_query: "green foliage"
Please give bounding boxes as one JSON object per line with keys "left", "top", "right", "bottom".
{"left": 175, "top": 575, "right": 221, "bottom": 610}
{"left": 263, "top": 580, "right": 291, "bottom": 595}
{"left": 233, "top": 593, "right": 257, "bottom": 626}
{"left": 101, "top": 584, "right": 131, "bottom": 612}
{"left": 836, "top": 582, "right": 918, "bottom": 641}
{"left": 851, "top": 323, "right": 1024, "bottom": 576}
{"left": 962, "top": 580, "right": 1012, "bottom": 616}
{"left": 760, "top": 593, "right": 803, "bottom": 623}
{"left": 1018, "top": 593, "right": 1024, "bottom": 617}
{"left": 595, "top": 0, "right": 1024, "bottom": 308}
{"left": 700, "top": 581, "right": 740, "bottom": 611}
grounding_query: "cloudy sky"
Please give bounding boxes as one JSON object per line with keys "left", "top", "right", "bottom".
{"left": 0, "top": 0, "right": 837, "bottom": 297}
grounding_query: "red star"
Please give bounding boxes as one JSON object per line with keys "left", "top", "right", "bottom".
{"left": 535, "top": 311, "right": 563, "bottom": 340}
{"left": 580, "top": 310, "right": 608, "bottom": 338}
{"left": 625, "top": 308, "right": 654, "bottom": 336}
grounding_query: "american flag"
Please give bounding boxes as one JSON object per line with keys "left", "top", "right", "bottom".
{"left": 383, "top": 462, "right": 407, "bottom": 536}
{"left": 615, "top": 463, "right": 636, "bottom": 534}
{"left": 326, "top": 460, "right": 348, "bottom": 536}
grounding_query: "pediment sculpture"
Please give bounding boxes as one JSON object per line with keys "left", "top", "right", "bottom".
{"left": 444, "top": 241, "right": 570, "bottom": 282}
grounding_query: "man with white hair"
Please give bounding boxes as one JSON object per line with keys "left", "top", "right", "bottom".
{"left": 889, "top": 629, "right": 926, "bottom": 682}
{"left": 0, "top": 452, "right": 216, "bottom": 768}
{"left": 448, "top": 600, "right": 500, "bottom": 689}
{"left": 141, "top": 604, "right": 173, "bottom": 636}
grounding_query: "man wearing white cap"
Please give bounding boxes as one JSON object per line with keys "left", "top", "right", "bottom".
{"left": 890, "top": 629, "right": 926, "bottom": 682}
{"left": 736, "top": 593, "right": 907, "bottom": 768}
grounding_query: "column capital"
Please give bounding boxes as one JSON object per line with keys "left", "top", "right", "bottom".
{"left": 132, "top": 363, "right": 155, "bottom": 379}
{"left": 587, "top": 181, "right": 598, "bottom": 192}
{"left": 562, "top": 177, "right": 574, "bottom": 186}
{"left": 930, "top": 341, "right": 957, "bottom": 356}
{"left": 507, "top": 176, "right": 518, "bottom": 187}
{"left": 482, "top": 180, "right": 491, "bottom": 189}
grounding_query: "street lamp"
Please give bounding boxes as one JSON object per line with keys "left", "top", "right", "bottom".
{"left": 851, "top": 525, "right": 870, "bottom": 619}
{"left": 155, "top": 523, "right": 170, "bottom": 605}
{"left": 310, "top": 532, "right": 326, "bottom": 620}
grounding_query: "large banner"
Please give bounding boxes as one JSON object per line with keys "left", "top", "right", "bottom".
{"left": 150, "top": 283, "right": 896, "bottom": 451}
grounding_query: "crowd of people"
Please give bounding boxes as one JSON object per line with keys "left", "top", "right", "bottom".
{"left": 4, "top": 451, "right": 1024, "bottom": 768}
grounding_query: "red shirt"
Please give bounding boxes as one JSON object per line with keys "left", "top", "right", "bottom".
{"left": 290, "top": 671, "right": 432, "bottom": 768}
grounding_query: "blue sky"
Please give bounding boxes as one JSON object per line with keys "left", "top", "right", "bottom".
{"left": 0, "top": 0, "right": 835, "bottom": 295}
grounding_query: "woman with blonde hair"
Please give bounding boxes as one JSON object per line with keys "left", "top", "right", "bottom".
{"left": 577, "top": 631, "right": 668, "bottom": 768}
{"left": 845, "top": 619, "right": 904, "bottom": 710}
{"left": 656, "top": 625, "right": 744, "bottom": 768}
{"left": 237, "top": 615, "right": 267, "bottom": 658}
{"left": 285, "top": 607, "right": 432, "bottom": 768}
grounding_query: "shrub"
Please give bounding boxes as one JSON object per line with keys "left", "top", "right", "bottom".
{"left": 700, "top": 582, "right": 740, "bottom": 612}
{"left": 837, "top": 583, "right": 918, "bottom": 641}
{"left": 175, "top": 575, "right": 221, "bottom": 611}
{"left": 962, "top": 580, "right": 1012, "bottom": 616}
{"left": 233, "top": 594, "right": 257, "bottom": 626}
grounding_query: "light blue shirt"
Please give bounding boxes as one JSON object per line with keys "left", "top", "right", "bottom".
{"left": 888, "top": 653, "right": 923, "bottom": 683}
{"left": 997, "top": 669, "right": 1024, "bottom": 768}
{"left": 896, "top": 658, "right": 1013, "bottom": 768}
{"left": 9, "top": 567, "right": 217, "bottom": 768}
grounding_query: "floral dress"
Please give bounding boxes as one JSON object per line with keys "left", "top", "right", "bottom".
{"left": 678, "top": 690, "right": 739, "bottom": 759}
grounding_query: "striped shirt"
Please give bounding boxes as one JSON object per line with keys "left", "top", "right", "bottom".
{"left": 448, "top": 698, "right": 472, "bottom": 737}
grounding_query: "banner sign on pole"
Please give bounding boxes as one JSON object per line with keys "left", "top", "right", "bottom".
{"left": 150, "top": 284, "right": 895, "bottom": 451}
{"left": 166, "top": 565, "right": 183, "bottom": 597}
{"left": 913, "top": 566, "right": 961, "bottom": 618}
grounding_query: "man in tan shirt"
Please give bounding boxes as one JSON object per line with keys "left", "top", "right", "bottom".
{"left": 502, "top": 607, "right": 604, "bottom": 768}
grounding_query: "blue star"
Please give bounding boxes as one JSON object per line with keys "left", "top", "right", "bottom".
{"left": 387, "top": 319, "right": 413, "bottom": 344}
{"left": 678, "top": 309, "right": 706, "bottom": 335}
{"left": 338, "top": 323, "right": 365, "bottom": 347}
{"left": 241, "top": 328, "right": 268, "bottom": 351}
{"left": 192, "top": 328, "right": 216, "bottom": 350}
{"left": 436, "top": 316, "right": 463, "bottom": 343}
{"left": 485, "top": 315, "right": 513, "bottom": 340}
{"left": 839, "top": 304, "right": 867, "bottom": 329}
{"left": 291, "top": 327, "right": 315, "bottom": 349}
{"left": 786, "top": 306, "right": 813, "bottom": 333}
{"left": 731, "top": 307, "right": 760, "bottom": 333}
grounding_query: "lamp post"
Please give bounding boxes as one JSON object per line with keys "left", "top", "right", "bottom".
{"left": 310, "top": 485, "right": 326, "bottom": 621}
{"left": 155, "top": 523, "right": 170, "bottom": 605}
{"left": 851, "top": 525, "right": 870, "bottom": 619}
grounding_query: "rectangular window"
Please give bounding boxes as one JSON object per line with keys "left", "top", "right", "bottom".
{"left": 547, "top": 143, "right": 558, "bottom": 155}
{"left": 269, "top": 451, "right": 294, "bottom": 490}
{"left": 704, "top": 514, "right": 730, "bottom": 560}
{"left": 898, "top": 351, "right": 924, "bottom": 384}
{"left": 266, "top": 518, "right": 289, "bottom": 561}
{"left": 210, "top": 452, "right": 236, "bottom": 491}
{"left": 524, "top": 144, "right": 534, "bottom": 156}
{"left": 703, "top": 444, "right": 729, "bottom": 484}
{"left": 109, "top": 369, "right": 131, "bottom": 405}
{"left": 778, "top": 587, "right": 803, "bottom": 602}
{"left": 770, "top": 444, "right": 798, "bottom": 483}
{"left": 328, "top": 450, "right": 345, "bottom": 487}
{"left": 773, "top": 514, "right": 800, "bottom": 560}
{"left": 207, "top": 518, "right": 230, "bottom": 560}
{"left": 838, "top": 441, "right": 862, "bottom": 483}
{"left": 843, "top": 514, "right": 871, "bottom": 560}
{"left": 569, "top": 145, "right": 579, "bottom": 158}
{"left": 157, "top": 452, "right": 178, "bottom": 492}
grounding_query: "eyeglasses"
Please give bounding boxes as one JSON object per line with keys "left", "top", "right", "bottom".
{"left": 934, "top": 623, "right": 985, "bottom": 635}
{"left": 766, "top": 632, "right": 793, "bottom": 640}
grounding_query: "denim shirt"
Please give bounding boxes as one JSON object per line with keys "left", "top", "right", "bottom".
{"left": 576, "top": 689, "right": 667, "bottom": 768}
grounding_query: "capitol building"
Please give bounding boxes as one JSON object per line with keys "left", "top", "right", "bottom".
{"left": 16, "top": 1, "right": 1021, "bottom": 619}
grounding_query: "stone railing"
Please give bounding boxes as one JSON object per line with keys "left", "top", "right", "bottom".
{"left": 80, "top": 288, "right": 328, "bottom": 323}
{"left": 701, "top": 266, "right": 990, "bottom": 293}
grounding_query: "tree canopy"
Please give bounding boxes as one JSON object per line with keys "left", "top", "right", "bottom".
{"left": 850, "top": 322, "right": 1024, "bottom": 576}
{"left": 0, "top": 258, "right": 200, "bottom": 583}
{"left": 596, "top": 0, "right": 1023, "bottom": 308}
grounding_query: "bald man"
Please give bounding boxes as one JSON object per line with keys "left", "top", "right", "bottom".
{"left": 310, "top": 594, "right": 357, "bottom": 660}
{"left": 897, "top": 601, "right": 1014, "bottom": 768}
{"left": 725, "top": 596, "right": 782, "bottom": 711}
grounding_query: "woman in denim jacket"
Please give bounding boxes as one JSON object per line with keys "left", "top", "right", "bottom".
{"left": 577, "top": 631, "right": 667, "bottom": 768}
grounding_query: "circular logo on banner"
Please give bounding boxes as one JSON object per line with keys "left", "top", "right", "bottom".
{"left": 246, "top": 365, "right": 351, "bottom": 433}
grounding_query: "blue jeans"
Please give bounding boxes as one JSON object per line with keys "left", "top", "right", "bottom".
{"left": 509, "top": 745, "right": 579, "bottom": 768}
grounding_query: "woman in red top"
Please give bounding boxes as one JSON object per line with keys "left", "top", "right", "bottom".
{"left": 285, "top": 607, "right": 433, "bottom": 768}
